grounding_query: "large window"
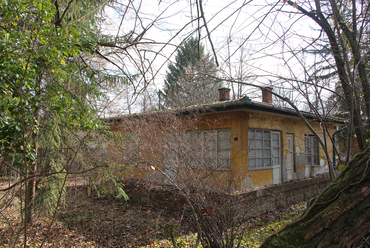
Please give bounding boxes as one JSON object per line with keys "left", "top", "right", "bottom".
{"left": 248, "top": 129, "right": 280, "bottom": 169}
{"left": 305, "top": 135, "right": 319, "bottom": 165}
{"left": 187, "top": 128, "right": 231, "bottom": 170}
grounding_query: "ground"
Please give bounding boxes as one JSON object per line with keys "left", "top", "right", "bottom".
{"left": 0, "top": 179, "right": 305, "bottom": 247}
{"left": 59, "top": 185, "right": 190, "bottom": 247}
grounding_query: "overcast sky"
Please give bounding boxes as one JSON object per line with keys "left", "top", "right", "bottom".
{"left": 99, "top": 0, "right": 331, "bottom": 115}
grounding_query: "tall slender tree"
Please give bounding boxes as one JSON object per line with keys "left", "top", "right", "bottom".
{"left": 0, "top": 1, "right": 119, "bottom": 245}
{"left": 163, "top": 37, "right": 221, "bottom": 108}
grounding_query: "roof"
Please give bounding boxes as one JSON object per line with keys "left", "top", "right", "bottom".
{"left": 103, "top": 97, "right": 346, "bottom": 124}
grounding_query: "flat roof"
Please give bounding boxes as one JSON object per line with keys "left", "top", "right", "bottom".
{"left": 103, "top": 97, "right": 346, "bottom": 124}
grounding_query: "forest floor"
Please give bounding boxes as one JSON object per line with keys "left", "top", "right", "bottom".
{"left": 0, "top": 179, "right": 305, "bottom": 247}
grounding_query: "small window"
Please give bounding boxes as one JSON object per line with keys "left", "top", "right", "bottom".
{"left": 305, "top": 135, "right": 319, "bottom": 165}
{"left": 248, "top": 129, "right": 280, "bottom": 169}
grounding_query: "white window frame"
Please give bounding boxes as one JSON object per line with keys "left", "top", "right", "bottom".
{"left": 248, "top": 129, "right": 281, "bottom": 170}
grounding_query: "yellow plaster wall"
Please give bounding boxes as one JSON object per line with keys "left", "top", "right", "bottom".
{"left": 247, "top": 169, "right": 273, "bottom": 187}
{"left": 241, "top": 111, "right": 334, "bottom": 190}
{"left": 190, "top": 110, "right": 336, "bottom": 191}
{"left": 185, "top": 112, "right": 248, "bottom": 190}
{"left": 107, "top": 110, "right": 336, "bottom": 191}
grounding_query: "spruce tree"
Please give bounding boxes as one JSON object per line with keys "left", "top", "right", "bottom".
{"left": 163, "top": 37, "right": 221, "bottom": 108}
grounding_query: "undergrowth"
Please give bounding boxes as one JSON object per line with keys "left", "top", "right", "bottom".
{"left": 141, "top": 203, "right": 306, "bottom": 248}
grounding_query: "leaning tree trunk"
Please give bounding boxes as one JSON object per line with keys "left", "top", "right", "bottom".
{"left": 260, "top": 147, "right": 370, "bottom": 248}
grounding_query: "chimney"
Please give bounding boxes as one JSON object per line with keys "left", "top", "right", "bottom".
{"left": 218, "top": 88, "right": 231, "bottom": 101}
{"left": 262, "top": 87, "right": 273, "bottom": 104}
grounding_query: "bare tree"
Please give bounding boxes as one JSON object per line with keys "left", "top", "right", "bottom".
{"left": 188, "top": 0, "right": 370, "bottom": 246}
{"left": 110, "top": 111, "right": 251, "bottom": 248}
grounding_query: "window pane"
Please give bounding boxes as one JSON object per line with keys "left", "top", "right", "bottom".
{"left": 203, "top": 130, "right": 213, "bottom": 141}
{"left": 264, "top": 131, "right": 270, "bottom": 139}
{"left": 248, "top": 129, "right": 280, "bottom": 168}
{"left": 264, "top": 149, "right": 271, "bottom": 157}
{"left": 249, "top": 158, "right": 256, "bottom": 167}
{"left": 248, "top": 130, "right": 255, "bottom": 139}
{"left": 256, "top": 139, "right": 263, "bottom": 149}
{"left": 312, "top": 155, "right": 317, "bottom": 164}
{"left": 256, "top": 130, "right": 263, "bottom": 139}
{"left": 218, "top": 130, "right": 231, "bottom": 152}
{"left": 219, "top": 150, "right": 231, "bottom": 159}
{"left": 218, "top": 137, "right": 229, "bottom": 150}
{"left": 311, "top": 137, "right": 315, "bottom": 151}
{"left": 305, "top": 136, "right": 318, "bottom": 165}
{"left": 249, "top": 149, "right": 256, "bottom": 157}
{"left": 304, "top": 137, "right": 310, "bottom": 153}
{"left": 311, "top": 136, "right": 318, "bottom": 165}
{"left": 218, "top": 129, "right": 231, "bottom": 141}
{"left": 217, "top": 157, "right": 228, "bottom": 166}
{"left": 188, "top": 132, "right": 196, "bottom": 147}
{"left": 306, "top": 156, "right": 311, "bottom": 164}
{"left": 273, "top": 157, "right": 279, "bottom": 165}
{"left": 256, "top": 149, "right": 263, "bottom": 158}
{"left": 186, "top": 129, "right": 231, "bottom": 170}
{"left": 264, "top": 158, "right": 271, "bottom": 166}
{"left": 257, "top": 158, "right": 264, "bottom": 167}
{"left": 209, "top": 138, "right": 217, "bottom": 151}
{"left": 310, "top": 136, "right": 316, "bottom": 145}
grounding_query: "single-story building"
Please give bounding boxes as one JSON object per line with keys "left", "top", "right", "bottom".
{"left": 105, "top": 88, "right": 344, "bottom": 191}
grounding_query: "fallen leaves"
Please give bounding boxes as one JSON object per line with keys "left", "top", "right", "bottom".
{"left": 1, "top": 183, "right": 305, "bottom": 248}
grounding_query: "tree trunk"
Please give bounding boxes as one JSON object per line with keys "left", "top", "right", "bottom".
{"left": 25, "top": 175, "right": 36, "bottom": 225}
{"left": 287, "top": 0, "right": 366, "bottom": 151}
{"left": 260, "top": 147, "right": 370, "bottom": 248}
{"left": 24, "top": 71, "right": 42, "bottom": 226}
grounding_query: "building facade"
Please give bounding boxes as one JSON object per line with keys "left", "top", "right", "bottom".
{"left": 106, "top": 88, "right": 344, "bottom": 191}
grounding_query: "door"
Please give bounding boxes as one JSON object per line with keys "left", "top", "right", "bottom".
{"left": 286, "top": 134, "right": 294, "bottom": 181}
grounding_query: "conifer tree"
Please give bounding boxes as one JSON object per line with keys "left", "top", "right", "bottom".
{"left": 0, "top": 0, "right": 120, "bottom": 239}
{"left": 163, "top": 37, "right": 221, "bottom": 108}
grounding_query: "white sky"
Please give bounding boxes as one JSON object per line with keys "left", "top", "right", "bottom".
{"left": 98, "top": 0, "right": 335, "bottom": 116}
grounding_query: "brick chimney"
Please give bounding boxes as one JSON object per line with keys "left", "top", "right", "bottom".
{"left": 218, "top": 88, "right": 231, "bottom": 101}
{"left": 262, "top": 87, "right": 273, "bottom": 104}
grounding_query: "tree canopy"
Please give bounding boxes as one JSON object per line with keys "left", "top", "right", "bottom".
{"left": 0, "top": 0, "right": 116, "bottom": 236}
{"left": 163, "top": 37, "right": 221, "bottom": 108}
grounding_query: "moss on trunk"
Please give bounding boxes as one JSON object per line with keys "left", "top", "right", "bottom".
{"left": 260, "top": 147, "right": 370, "bottom": 248}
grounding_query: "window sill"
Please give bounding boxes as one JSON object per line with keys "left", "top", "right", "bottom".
{"left": 248, "top": 167, "right": 274, "bottom": 171}
{"left": 197, "top": 168, "right": 232, "bottom": 172}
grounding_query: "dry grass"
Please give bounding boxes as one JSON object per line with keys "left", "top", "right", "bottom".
{"left": 0, "top": 179, "right": 189, "bottom": 247}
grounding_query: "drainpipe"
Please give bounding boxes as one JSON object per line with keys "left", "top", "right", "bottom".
{"left": 333, "top": 125, "right": 347, "bottom": 169}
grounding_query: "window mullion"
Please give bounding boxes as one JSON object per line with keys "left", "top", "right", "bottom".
{"left": 270, "top": 132, "right": 273, "bottom": 166}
